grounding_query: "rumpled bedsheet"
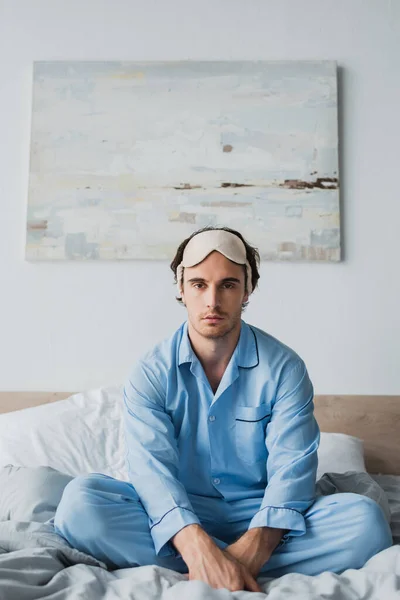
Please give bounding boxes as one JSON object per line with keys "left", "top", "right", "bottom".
{"left": 0, "top": 466, "right": 398, "bottom": 600}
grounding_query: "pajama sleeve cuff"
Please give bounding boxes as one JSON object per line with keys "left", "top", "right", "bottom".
{"left": 248, "top": 506, "right": 306, "bottom": 537}
{"left": 150, "top": 506, "right": 202, "bottom": 556}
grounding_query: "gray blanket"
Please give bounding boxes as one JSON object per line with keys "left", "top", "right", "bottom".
{"left": 0, "top": 466, "right": 395, "bottom": 600}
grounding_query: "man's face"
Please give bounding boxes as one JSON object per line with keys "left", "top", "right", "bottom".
{"left": 181, "top": 251, "right": 249, "bottom": 340}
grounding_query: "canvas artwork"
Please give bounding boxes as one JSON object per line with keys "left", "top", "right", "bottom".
{"left": 26, "top": 61, "right": 340, "bottom": 261}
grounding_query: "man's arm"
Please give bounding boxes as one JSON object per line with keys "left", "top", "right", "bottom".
{"left": 250, "top": 358, "right": 319, "bottom": 533}
{"left": 124, "top": 359, "right": 262, "bottom": 591}
{"left": 172, "top": 524, "right": 262, "bottom": 593}
{"left": 226, "top": 359, "right": 319, "bottom": 573}
{"left": 123, "top": 359, "right": 203, "bottom": 556}
{"left": 224, "top": 526, "right": 286, "bottom": 576}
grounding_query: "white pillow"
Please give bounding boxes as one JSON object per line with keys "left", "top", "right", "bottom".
{"left": 0, "top": 387, "right": 366, "bottom": 480}
{"left": 317, "top": 432, "right": 366, "bottom": 479}
{"left": 0, "top": 385, "right": 129, "bottom": 481}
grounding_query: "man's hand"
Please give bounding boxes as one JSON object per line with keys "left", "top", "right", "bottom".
{"left": 224, "top": 527, "right": 286, "bottom": 577}
{"left": 172, "top": 524, "right": 262, "bottom": 592}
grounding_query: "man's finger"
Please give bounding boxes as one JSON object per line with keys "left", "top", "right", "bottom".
{"left": 243, "top": 571, "right": 262, "bottom": 593}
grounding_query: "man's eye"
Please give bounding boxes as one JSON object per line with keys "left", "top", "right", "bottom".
{"left": 193, "top": 283, "right": 204, "bottom": 289}
{"left": 222, "top": 283, "right": 234, "bottom": 289}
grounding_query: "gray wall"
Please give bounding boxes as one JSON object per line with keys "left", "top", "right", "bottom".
{"left": 0, "top": 0, "right": 398, "bottom": 393}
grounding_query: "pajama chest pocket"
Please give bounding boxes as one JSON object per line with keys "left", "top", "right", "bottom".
{"left": 235, "top": 405, "right": 271, "bottom": 464}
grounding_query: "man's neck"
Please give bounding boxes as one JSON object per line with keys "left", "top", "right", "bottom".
{"left": 187, "top": 321, "right": 242, "bottom": 380}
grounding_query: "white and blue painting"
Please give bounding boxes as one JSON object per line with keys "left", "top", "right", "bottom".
{"left": 26, "top": 61, "right": 340, "bottom": 261}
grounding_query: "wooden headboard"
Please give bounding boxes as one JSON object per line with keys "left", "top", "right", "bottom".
{"left": 314, "top": 395, "right": 400, "bottom": 475}
{"left": 0, "top": 392, "right": 399, "bottom": 475}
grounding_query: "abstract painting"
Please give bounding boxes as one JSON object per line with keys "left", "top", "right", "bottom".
{"left": 26, "top": 61, "right": 340, "bottom": 261}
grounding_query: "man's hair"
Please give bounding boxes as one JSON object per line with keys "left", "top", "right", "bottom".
{"left": 170, "top": 226, "right": 260, "bottom": 307}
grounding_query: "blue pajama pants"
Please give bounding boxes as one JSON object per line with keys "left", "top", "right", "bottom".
{"left": 53, "top": 473, "right": 392, "bottom": 578}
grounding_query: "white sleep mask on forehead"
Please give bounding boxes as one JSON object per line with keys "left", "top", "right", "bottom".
{"left": 176, "top": 230, "right": 254, "bottom": 295}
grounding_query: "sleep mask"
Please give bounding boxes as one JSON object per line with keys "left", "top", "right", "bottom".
{"left": 176, "top": 230, "right": 253, "bottom": 295}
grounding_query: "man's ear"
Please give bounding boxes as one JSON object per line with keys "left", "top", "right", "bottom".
{"left": 180, "top": 285, "right": 186, "bottom": 306}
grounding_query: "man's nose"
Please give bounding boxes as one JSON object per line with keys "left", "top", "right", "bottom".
{"left": 205, "top": 285, "right": 220, "bottom": 308}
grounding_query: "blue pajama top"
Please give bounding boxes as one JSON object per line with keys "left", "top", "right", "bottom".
{"left": 123, "top": 320, "right": 320, "bottom": 556}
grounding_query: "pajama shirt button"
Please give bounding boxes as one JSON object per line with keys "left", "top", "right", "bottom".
{"left": 213, "top": 478, "right": 220, "bottom": 485}
{"left": 209, "top": 415, "right": 216, "bottom": 422}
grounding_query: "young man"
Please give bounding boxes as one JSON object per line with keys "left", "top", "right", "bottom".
{"left": 54, "top": 227, "right": 392, "bottom": 593}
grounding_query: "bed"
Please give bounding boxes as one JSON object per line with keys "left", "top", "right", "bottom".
{"left": 0, "top": 389, "right": 399, "bottom": 600}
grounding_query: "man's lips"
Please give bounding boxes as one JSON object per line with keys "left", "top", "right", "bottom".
{"left": 204, "top": 315, "right": 224, "bottom": 320}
